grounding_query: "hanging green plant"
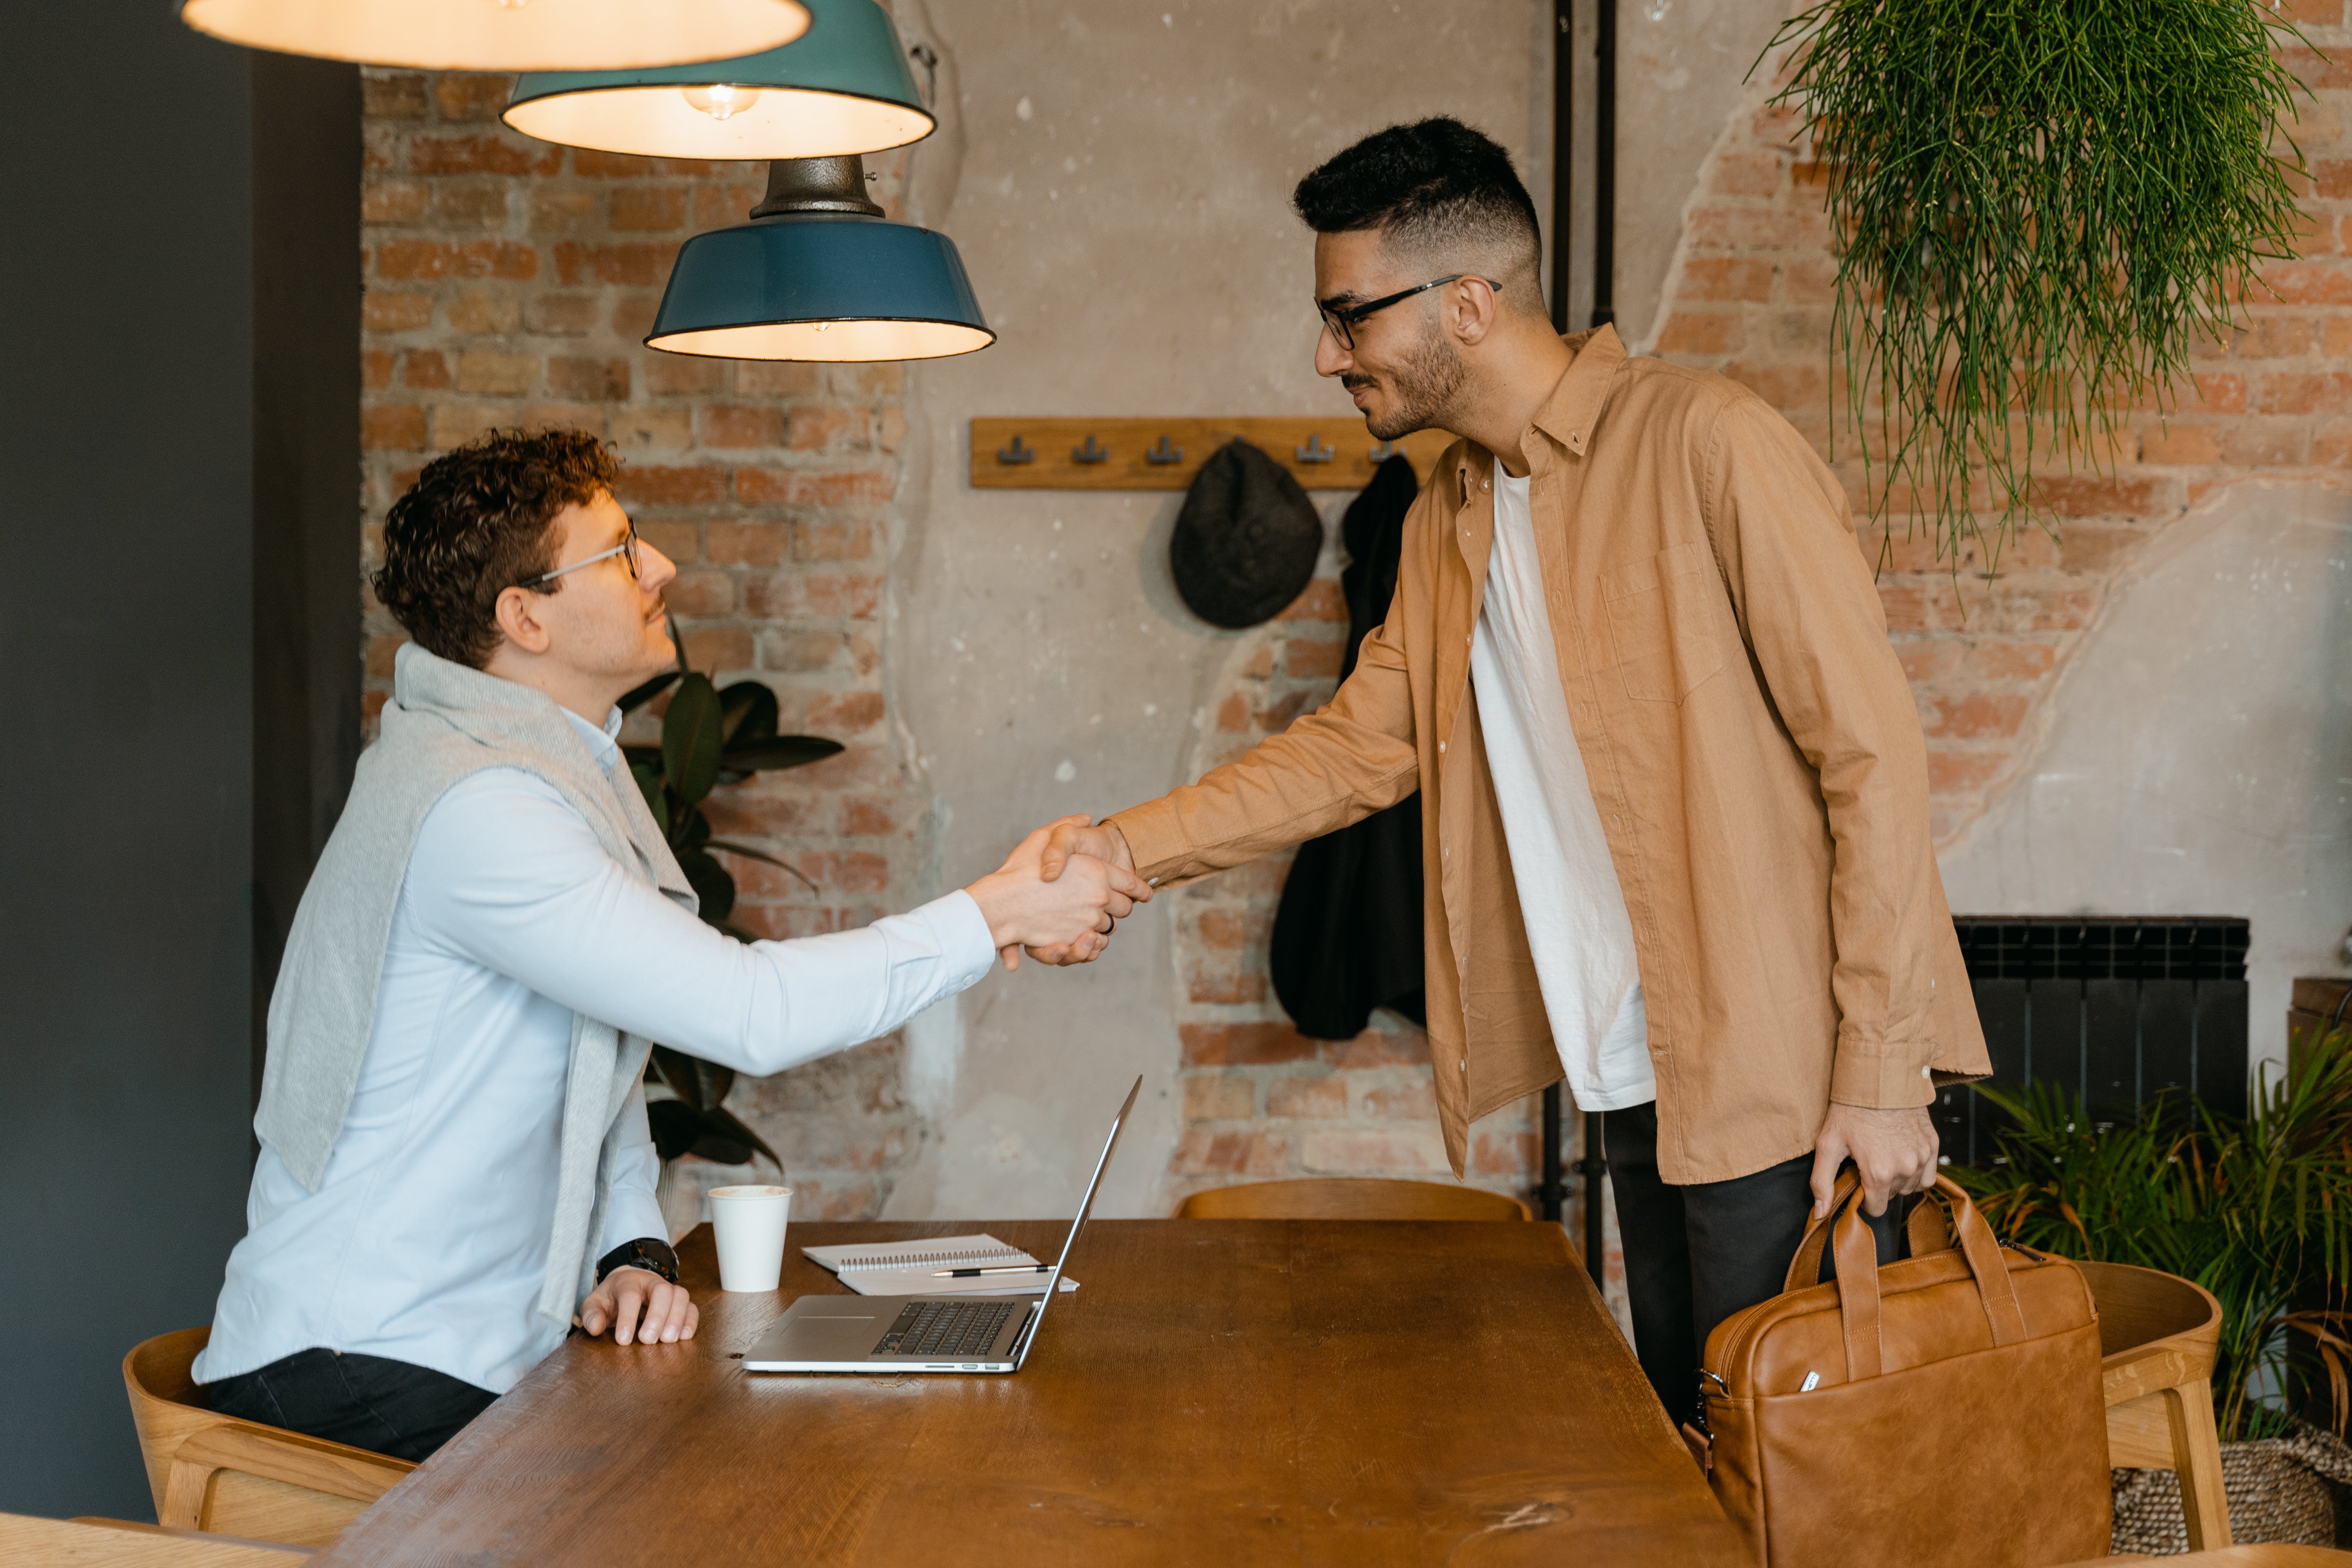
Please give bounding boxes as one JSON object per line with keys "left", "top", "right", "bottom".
{"left": 1758, "top": 0, "right": 2320, "bottom": 569}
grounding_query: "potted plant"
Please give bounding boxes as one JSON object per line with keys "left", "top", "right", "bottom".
{"left": 1759, "top": 0, "right": 2320, "bottom": 569}
{"left": 615, "top": 633, "right": 842, "bottom": 1172}
{"left": 1951, "top": 1031, "right": 2352, "bottom": 1547}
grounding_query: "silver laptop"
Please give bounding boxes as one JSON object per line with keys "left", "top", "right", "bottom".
{"left": 741, "top": 1076, "right": 1140, "bottom": 1374}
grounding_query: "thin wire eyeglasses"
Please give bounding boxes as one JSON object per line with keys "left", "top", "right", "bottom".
{"left": 520, "top": 523, "right": 641, "bottom": 589}
{"left": 1316, "top": 274, "right": 1503, "bottom": 350}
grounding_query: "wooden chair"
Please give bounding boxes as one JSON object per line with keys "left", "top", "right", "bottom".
{"left": 2078, "top": 1261, "right": 2232, "bottom": 1552}
{"left": 121, "top": 1328, "right": 413, "bottom": 1549}
{"left": 0, "top": 1510, "right": 310, "bottom": 1564}
{"left": 1175, "top": 1177, "right": 1532, "bottom": 1221}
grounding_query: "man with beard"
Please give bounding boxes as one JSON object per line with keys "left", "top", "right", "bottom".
{"left": 1025, "top": 118, "right": 1987, "bottom": 1428}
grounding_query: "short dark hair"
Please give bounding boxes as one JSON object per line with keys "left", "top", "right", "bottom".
{"left": 373, "top": 428, "right": 619, "bottom": 669}
{"left": 1292, "top": 117, "right": 1542, "bottom": 286}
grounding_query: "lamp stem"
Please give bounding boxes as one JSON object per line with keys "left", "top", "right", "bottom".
{"left": 750, "top": 156, "right": 885, "bottom": 220}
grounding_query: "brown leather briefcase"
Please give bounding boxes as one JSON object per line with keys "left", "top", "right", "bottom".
{"left": 1699, "top": 1174, "right": 2111, "bottom": 1567}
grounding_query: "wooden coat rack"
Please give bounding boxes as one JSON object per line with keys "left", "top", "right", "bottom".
{"left": 968, "top": 418, "right": 1456, "bottom": 491}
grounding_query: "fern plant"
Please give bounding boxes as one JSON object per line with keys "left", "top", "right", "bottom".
{"left": 1758, "top": 0, "right": 2319, "bottom": 571}
{"left": 1949, "top": 1032, "right": 2352, "bottom": 1441}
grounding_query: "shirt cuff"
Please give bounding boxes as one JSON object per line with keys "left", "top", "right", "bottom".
{"left": 1829, "top": 1045, "right": 1938, "bottom": 1110}
{"left": 927, "top": 888, "right": 1001, "bottom": 982}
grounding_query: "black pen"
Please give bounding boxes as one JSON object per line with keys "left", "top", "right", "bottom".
{"left": 930, "top": 1263, "right": 1052, "bottom": 1278}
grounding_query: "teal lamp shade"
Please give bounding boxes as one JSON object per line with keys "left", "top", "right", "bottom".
{"left": 503, "top": 0, "right": 933, "bottom": 161}
{"left": 179, "top": 0, "right": 808, "bottom": 71}
{"left": 646, "top": 158, "right": 991, "bottom": 363}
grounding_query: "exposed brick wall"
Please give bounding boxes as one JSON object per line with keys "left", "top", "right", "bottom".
{"left": 358, "top": 69, "right": 924, "bottom": 1222}
{"left": 1650, "top": 21, "right": 2352, "bottom": 846}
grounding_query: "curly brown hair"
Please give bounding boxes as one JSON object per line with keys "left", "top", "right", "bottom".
{"left": 374, "top": 428, "right": 620, "bottom": 668}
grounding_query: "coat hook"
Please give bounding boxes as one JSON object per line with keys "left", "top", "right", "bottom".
{"left": 1073, "top": 434, "right": 1111, "bottom": 465}
{"left": 1296, "top": 433, "right": 1335, "bottom": 464}
{"left": 996, "top": 433, "right": 1036, "bottom": 465}
{"left": 1145, "top": 434, "right": 1185, "bottom": 465}
{"left": 1369, "top": 439, "right": 1402, "bottom": 463}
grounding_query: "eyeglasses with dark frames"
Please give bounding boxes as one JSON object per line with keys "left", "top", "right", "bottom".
{"left": 1316, "top": 274, "right": 1503, "bottom": 350}
{"left": 520, "top": 522, "right": 641, "bottom": 590}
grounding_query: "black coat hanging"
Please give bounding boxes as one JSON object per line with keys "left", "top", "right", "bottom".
{"left": 1268, "top": 454, "right": 1426, "bottom": 1038}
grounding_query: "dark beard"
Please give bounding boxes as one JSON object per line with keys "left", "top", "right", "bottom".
{"left": 1363, "top": 325, "right": 1467, "bottom": 442}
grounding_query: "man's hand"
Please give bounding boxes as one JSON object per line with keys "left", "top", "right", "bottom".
{"left": 1039, "top": 818, "right": 1134, "bottom": 885}
{"left": 580, "top": 1265, "right": 698, "bottom": 1347}
{"left": 1809, "top": 1103, "right": 1939, "bottom": 1219}
{"left": 1029, "top": 819, "right": 1139, "bottom": 966}
{"left": 967, "top": 816, "right": 1152, "bottom": 970}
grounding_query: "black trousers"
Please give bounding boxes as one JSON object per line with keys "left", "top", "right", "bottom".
{"left": 1601, "top": 1101, "right": 1907, "bottom": 1425}
{"left": 205, "top": 1348, "right": 498, "bottom": 1462}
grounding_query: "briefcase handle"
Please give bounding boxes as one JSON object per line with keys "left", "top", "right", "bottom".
{"left": 1820, "top": 1176, "right": 2029, "bottom": 1382}
{"left": 1782, "top": 1169, "right": 1952, "bottom": 1293}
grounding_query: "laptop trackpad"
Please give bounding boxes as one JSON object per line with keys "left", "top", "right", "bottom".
{"left": 760, "top": 1307, "right": 888, "bottom": 1360}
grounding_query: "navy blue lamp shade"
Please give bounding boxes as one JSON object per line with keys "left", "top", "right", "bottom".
{"left": 179, "top": 0, "right": 808, "bottom": 71}
{"left": 646, "top": 159, "right": 991, "bottom": 363}
{"left": 504, "top": 0, "right": 932, "bottom": 161}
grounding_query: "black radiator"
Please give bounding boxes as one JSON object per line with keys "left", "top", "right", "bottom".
{"left": 1933, "top": 916, "right": 2250, "bottom": 1167}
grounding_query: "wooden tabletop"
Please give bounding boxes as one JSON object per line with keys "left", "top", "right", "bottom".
{"left": 315, "top": 1219, "right": 1744, "bottom": 1566}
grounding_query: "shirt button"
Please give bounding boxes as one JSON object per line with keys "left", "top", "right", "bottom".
{"left": 1921, "top": 1065, "right": 1932, "bottom": 1078}
{"left": 1459, "top": 1058, "right": 1469, "bottom": 1073}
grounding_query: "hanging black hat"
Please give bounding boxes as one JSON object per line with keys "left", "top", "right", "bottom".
{"left": 1169, "top": 439, "right": 1324, "bottom": 629}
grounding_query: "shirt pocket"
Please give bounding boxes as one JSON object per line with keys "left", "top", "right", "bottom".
{"left": 1603, "top": 541, "right": 1726, "bottom": 703}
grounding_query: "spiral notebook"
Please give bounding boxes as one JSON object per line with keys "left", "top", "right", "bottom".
{"left": 801, "top": 1233, "right": 1078, "bottom": 1298}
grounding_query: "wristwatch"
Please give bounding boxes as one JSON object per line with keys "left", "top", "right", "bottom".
{"left": 594, "top": 1237, "right": 680, "bottom": 1286}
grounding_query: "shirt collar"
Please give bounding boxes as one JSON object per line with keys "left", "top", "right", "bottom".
{"left": 1529, "top": 323, "right": 1625, "bottom": 459}
{"left": 559, "top": 704, "right": 626, "bottom": 771}
{"left": 1448, "top": 322, "right": 1628, "bottom": 495}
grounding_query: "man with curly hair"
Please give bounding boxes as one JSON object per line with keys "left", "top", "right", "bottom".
{"left": 193, "top": 429, "right": 1146, "bottom": 1459}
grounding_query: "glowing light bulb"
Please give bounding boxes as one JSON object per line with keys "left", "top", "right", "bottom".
{"left": 683, "top": 84, "right": 761, "bottom": 122}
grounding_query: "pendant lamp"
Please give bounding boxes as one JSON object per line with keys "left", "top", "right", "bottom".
{"left": 646, "top": 157, "right": 991, "bottom": 363}
{"left": 504, "top": 0, "right": 932, "bottom": 162}
{"left": 178, "top": 0, "right": 809, "bottom": 71}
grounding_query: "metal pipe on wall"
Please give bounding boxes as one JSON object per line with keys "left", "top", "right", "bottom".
{"left": 1537, "top": 0, "right": 1616, "bottom": 1290}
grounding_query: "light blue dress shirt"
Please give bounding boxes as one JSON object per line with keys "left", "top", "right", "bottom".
{"left": 196, "top": 706, "right": 997, "bottom": 1394}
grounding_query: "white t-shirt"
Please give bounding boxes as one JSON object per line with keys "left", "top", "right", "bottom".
{"left": 1468, "top": 467, "right": 1655, "bottom": 1112}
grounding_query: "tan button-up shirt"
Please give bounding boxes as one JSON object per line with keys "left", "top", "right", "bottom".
{"left": 1111, "top": 326, "right": 1987, "bottom": 1186}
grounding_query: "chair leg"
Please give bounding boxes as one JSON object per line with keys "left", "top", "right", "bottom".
{"left": 2161, "top": 1381, "right": 2232, "bottom": 1551}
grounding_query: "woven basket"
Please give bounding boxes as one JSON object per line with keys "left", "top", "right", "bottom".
{"left": 2111, "top": 1421, "right": 2352, "bottom": 1553}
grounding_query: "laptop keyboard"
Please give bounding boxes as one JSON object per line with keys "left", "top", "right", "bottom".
{"left": 874, "top": 1299, "right": 1017, "bottom": 1358}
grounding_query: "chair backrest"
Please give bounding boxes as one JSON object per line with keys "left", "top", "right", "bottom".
{"left": 121, "top": 1328, "right": 412, "bottom": 1549}
{"left": 1175, "top": 1178, "right": 1531, "bottom": 1222}
{"left": 2077, "top": 1260, "right": 2222, "bottom": 1363}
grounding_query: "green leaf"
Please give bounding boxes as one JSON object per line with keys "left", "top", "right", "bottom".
{"left": 662, "top": 672, "right": 725, "bottom": 810}
{"left": 718, "top": 680, "right": 780, "bottom": 748}
{"left": 695, "top": 1104, "right": 782, "bottom": 1170}
{"left": 676, "top": 844, "right": 735, "bottom": 922}
{"left": 646, "top": 1098, "right": 703, "bottom": 1162}
{"left": 617, "top": 669, "right": 680, "bottom": 715}
{"left": 719, "top": 736, "right": 843, "bottom": 773}
{"left": 650, "top": 1044, "right": 734, "bottom": 1113}
{"left": 680, "top": 808, "right": 712, "bottom": 849}
{"left": 707, "top": 839, "right": 817, "bottom": 893}
{"left": 629, "top": 760, "right": 670, "bottom": 835}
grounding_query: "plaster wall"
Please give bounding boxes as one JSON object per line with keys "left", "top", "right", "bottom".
{"left": 1938, "top": 485, "right": 2352, "bottom": 1083}
{"left": 882, "top": 0, "right": 1549, "bottom": 1219}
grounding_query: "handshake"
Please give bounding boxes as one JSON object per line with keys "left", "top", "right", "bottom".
{"left": 963, "top": 815, "right": 1148, "bottom": 972}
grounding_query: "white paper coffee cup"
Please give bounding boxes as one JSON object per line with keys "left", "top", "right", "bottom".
{"left": 708, "top": 1184, "right": 793, "bottom": 1292}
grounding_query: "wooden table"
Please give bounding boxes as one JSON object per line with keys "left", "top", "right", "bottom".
{"left": 315, "top": 1220, "right": 1745, "bottom": 1566}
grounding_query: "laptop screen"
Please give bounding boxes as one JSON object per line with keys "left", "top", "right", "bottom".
{"left": 1014, "top": 1075, "right": 1141, "bottom": 1368}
